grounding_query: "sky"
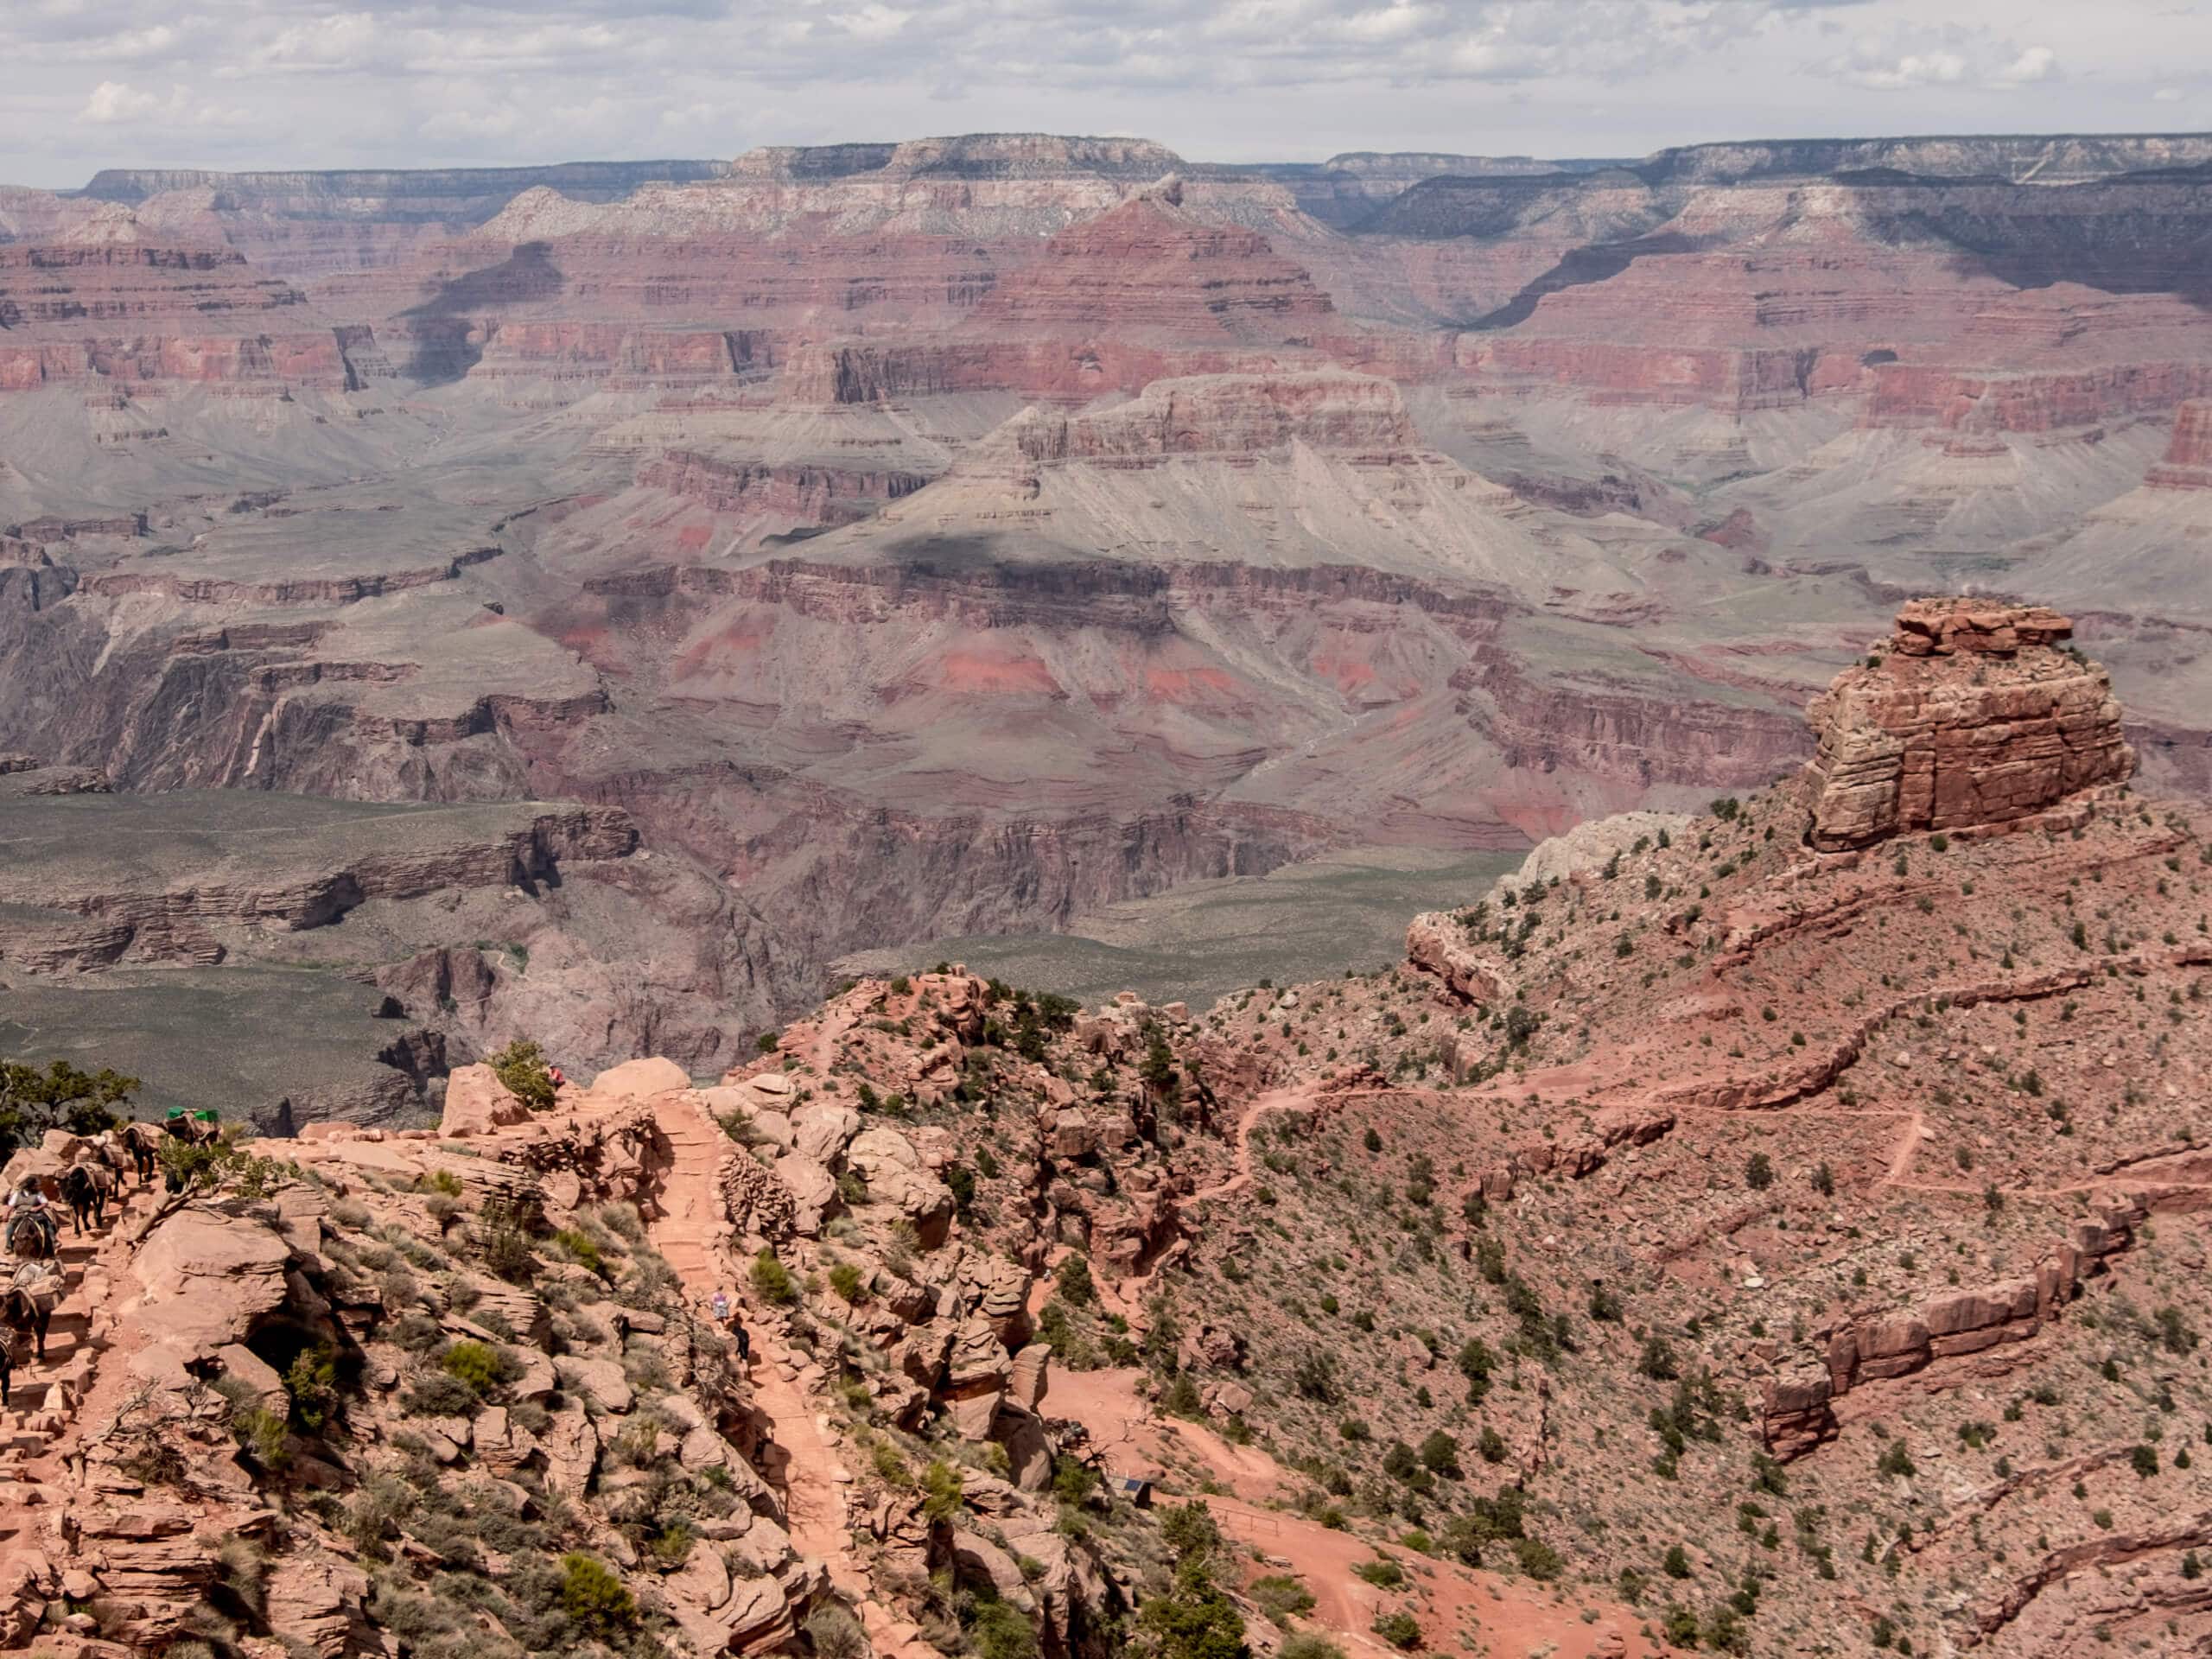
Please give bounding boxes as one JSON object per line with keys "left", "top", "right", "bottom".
{"left": 3, "top": 0, "right": 2208, "bottom": 188}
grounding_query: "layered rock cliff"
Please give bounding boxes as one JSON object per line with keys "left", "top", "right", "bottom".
{"left": 1804, "top": 600, "right": 2134, "bottom": 850}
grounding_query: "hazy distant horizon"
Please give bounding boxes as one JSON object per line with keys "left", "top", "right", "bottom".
{"left": 16, "top": 119, "right": 2212, "bottom": 194}
{"left": 4, "top": 0, "right": 2206, "bottom": 191}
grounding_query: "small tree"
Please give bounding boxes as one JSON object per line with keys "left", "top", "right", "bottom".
{"left": 1159, "top": 1501, "right": 1224, "bottom": 1565}
{"left": 1745, "top": 1153, "right": 1775, "bottom": 1191}
{"left": 1055, "top": 1253, "right": 1096, "bottom": 1306}
{"left": 0, "top": 1058, "right": 138, "bottom": 1159}
{"left": 487, "top": 1039, "right": 556, "bottom": 1110}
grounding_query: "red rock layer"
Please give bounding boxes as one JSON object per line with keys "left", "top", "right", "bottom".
{"left": 1007, "top": 371, "right": 1415, "bottom": 464}
{"left": 2146, "top": 400, "right": 2212, "bottom": 489}
{"left": 636, "top": 451, "right": 931, "bottom": 523}
{"left": 978, "top": 197, "right": 1333, "bottom": 339}
{"left": 0, "top": 244, "right": 355, "bottom": 390}
{"left": 1804, "top": 600, "right": 2135, "bottom": 850}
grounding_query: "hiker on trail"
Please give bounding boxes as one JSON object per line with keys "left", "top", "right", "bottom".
{"left": 709, "top": 1290, "right": 751, "bottom": 1363}
{"left": 549, "top": 1065, "right": 569, "bottom": 1092}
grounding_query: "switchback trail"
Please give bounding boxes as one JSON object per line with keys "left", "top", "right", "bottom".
{"left": 645, "top": 1095, "right": 935, "bottom": 1659}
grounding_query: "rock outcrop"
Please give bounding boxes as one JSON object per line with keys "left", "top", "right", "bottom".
{"left": 1804, "top": 601, "right": 2135, "bottom": 850}
{"left": 1758, "top": 1201, "right": 2145, "bottom": 1459}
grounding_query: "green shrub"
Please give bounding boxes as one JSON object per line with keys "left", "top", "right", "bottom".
{"left": 231, "top": 1405, "right": 289, "bottom": 1468}
{"left": 751, "top": 1249, "right": 798, "bottom": 1306}
{"left": 552, "top": 1227, "right": 605, "bottom": 1276}
{"left": 1513, "top": 1537, "right": 1563, "bottom": 1580}
{"left": 969, "top": 1600, "right": 1038, "bottom": 1659}
{"left": 1051, "top": 1455, "right": 1096, "bottom": 1504}
{"left": 922, "top": 1459, "right": 964, "bottom": 1524}
{"left": 283, "top": 1344, "right": 340, "bottom": 1430}
{"left": 1138, "top": 1559, "right": 1245, "bottom": 1659}
{"left": 1354, "top": 1557, "right": 1405, "bottom": 1588}
{"left": 1279, "top": 1637, "right": 1346, "bottom": 1659}
{"left": 1163, "top": 1372, "right": 1205, "bottom": 1419}
{"left": 806, "top": 1605, "right": 870, "bottom": 1659}
{"left": 487, "top": 1039, "right": 557, "bottom": 1111}
{"left": 829, "top": 1261, "right": 867, "bottom": 1303}
{"left": 440, "top": 1339, "right": 505, "bottom": 1396}
{"left": 401, "top": 1371, "right": 479, "bottom": 1417}
{"left": 557, "top": 1553, "right": 635, "bottom": 1633}
{"left": 1370, "top": 1610, "right": 1422, "bottom": 1649}
{"left": 476, "top": 1198, "right": 537, "bottom": 1283}
{"left": 1249, "top": 1574, "right": 1315, "bottom": 1624}
{"left": 1159, "top": 1501, "right": 1224, "bottom": 1565}
{"left": 1055, "top": 1253, "right": 1096, "bottom": 1306}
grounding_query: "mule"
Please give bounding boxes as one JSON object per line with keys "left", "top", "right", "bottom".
{"left": 59, "top": 1163, "right": 111, "bottom": 1234}
{"left": 5, "top": 1202, "right": 57, "bottom": 1262}
{"left": 3, "top": 1272, "right": 56, "bottom": 1362}
{"left": 117, "top": 1121, "right": 162, "bottom": 1185}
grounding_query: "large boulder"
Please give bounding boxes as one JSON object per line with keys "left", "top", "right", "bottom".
{"left": 262, "top": 1554, "right": 370, "bottom": 1658}
{"left": 772, "top": 1152, "right": 837, "bottom": 1236}
{"left": 439, "top": 1064, "right": 531, "bottom": 1137}
{"left": 846, "top": 1126, "right": 956, "bottom": 1247}
{"left": 791, "top": 1102, "right": 861, "bottom": 1165}
{"left": 1405, "top": 912, "right": 1508, "bottom": 1005}
{"left": 589, "top": 1057, "right": 690, "bottom": 1099}
{"left": 132, "top": 1210, "right": 292, "bottom": 1356}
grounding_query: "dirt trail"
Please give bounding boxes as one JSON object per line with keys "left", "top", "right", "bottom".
{"left": 1048, "top": 1366, "right": 1652, "bottom": 1659}
{"left": 4, "top": 1163, "right": 151, "bottom": 1538}
{"left": 645, "top": 1095, "right": 935, "bottom": 1659}
{"left": 1186, "top": 1084, "right": 1324, "bottom": 1207}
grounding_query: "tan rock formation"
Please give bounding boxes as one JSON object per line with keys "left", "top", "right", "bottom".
{"left": 437, "top": 1062, "right": 531, "bottom": 1136}
{"left": 1405, "top": 910, "right": 1510, "bottom": 1004}
{"left": 1803, "top": 600, "right": 2134, "bottom": 851}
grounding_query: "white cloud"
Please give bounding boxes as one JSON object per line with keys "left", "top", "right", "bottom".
{"left": 6, "top": 0, "right": 2209, "bottom": 185}
{"left": 79, "top": 79, "right": 164, "bottom": 123}
{"left": 79, "top": 77, "right": 246, "bottom": 128}
{"left": 1849, "top": 49, "right": 1967, "bottom": 90}
{"left": 1993, "top": 44, "right": 2058, "bottom": 85}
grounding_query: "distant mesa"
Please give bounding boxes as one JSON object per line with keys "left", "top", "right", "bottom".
{"left": 1804, "top": 599, "right": 2135, "bottom": 851}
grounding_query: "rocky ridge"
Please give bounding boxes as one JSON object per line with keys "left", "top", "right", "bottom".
{"left": 8, "top": 595, "right": 2207, "bottom": 1659}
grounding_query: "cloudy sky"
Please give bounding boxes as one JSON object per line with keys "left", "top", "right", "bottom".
{"left": 4, "top": 0, "right": 2207, "bottom": 187}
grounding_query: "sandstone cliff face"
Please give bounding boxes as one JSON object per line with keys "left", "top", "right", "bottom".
{"left": 2147, "top": 399, "right": 2212, "bottom": 489}
{"left": 1804, "top": 601, "right": 2135, "bottom": 851}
